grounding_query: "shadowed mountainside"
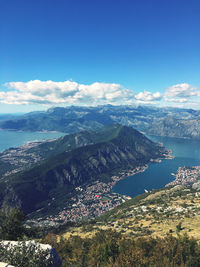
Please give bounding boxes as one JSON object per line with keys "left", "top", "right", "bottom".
{"left": 0, "top": 125, "right": 167, "bottom": 215}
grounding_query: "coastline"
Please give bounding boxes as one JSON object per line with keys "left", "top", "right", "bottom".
{"left": 0, "top": 128, "right": 64, "bottom": 134}
{"left": 166, "top": 166, "right": 200, "bottom": 188}
{"left": 27, "top": 153, "right": 172, "bottom": 227}
{"left": 109, "top": 164, "right": 149, "bottom": 195}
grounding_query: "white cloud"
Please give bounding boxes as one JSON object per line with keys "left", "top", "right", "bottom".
{"left": 1, "top": 80, "right": 136, "bottom": 106}
{"left": 135, "top": 91, "right": 162, "bottom": 102}
{"left": 165, "top": 83, "right": 198, "bottom": 98}
{"left": 164, "top": 83, "right": 200, "bottom": 107}
{"left": 5, "top": 80, "right": 200, "bottom": 109}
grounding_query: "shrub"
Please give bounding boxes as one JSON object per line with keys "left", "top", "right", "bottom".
{"left": 0, "top": 241, "right": 54, "bottom": 267}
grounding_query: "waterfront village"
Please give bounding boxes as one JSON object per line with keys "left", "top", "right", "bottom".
{"left": 26, "top": 165, "right": 148, "bottom": 228}
{"left": 28, "top": 162, "right": 200, "bottom": 228}
{"left": 166, "top": 166, "right": 200, "bottom": 187}
{"left": 0, "top": 139, "right": 56, "bottom": 177}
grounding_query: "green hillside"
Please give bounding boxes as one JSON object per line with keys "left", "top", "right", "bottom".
{"left": 40, "top": 184, "right": 200, "bottom": 267}
{"left": 0, "top": 125, "right": 166, "bottom": 216}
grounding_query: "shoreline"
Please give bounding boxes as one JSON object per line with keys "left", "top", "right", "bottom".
{"left": 109, "top": 164, "right": 149, "bottom": 196}
{"left": 109, "top": 149, "right": 174, "bottom": 198}
{"left": 166, "top": 166, "right": 200, "bottom": 188}
{"left": 0, "top": 128, "right": 64, "bottom": 133}
{"left": 27, "top": 153, "right": 172, "bottom": 227}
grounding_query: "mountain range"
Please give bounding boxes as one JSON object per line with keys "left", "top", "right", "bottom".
{"left": 1, "top": 105, "right": 200, "bottom": 139}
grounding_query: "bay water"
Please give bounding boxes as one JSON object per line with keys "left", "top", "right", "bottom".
{"left": 112, "top": 135, "right": 200, "bottom": 197}
{"left": 0, "top": 130, "right": 65, "bottom": 152}
{"left": 1, "top": 130, "right": 200, "bottom": 198}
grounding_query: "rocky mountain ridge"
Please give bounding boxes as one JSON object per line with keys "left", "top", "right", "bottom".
{"left": 1, "top": 105, "right": 200, "bottom": 139}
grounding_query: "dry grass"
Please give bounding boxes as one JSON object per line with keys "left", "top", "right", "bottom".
{"left": 59, "top": 187, "right": 200, "bottom": 242}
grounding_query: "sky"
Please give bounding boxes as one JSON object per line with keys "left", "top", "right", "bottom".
{"left": 0, "top": 0, "right": 200, "bottom": 113}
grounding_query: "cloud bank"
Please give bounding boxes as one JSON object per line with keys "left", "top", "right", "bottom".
{"left": 164, "top": 83, "right": 200, "bottom": 107}
{"left": 135, "top": 91, "right": 162, "bottom": 102}
{"left": 0, "top": 80, "right": 135, "bottom": 106}
{"left": 0, "top": 80, "right": 199, "bottom": 109}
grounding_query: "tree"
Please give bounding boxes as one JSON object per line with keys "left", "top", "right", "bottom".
{"left": 0, "top": 206, "right": 25, "bottom": 240}
{"left": 176, "top": 221, "right": 182, "bottom": 234}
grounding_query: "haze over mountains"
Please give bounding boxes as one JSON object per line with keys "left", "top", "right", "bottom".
{"left": 1, "top": 105, "right": 200, "bottom": 139}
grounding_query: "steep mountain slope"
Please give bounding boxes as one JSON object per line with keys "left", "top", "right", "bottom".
{"left": 146, "top": 117, "right": 200, "bottom": 139}
{"left": 0, "top": 125, "right": 167, "bottom": 215}
{"left": 0, "top": 124, "right": 123, "bottom": 178}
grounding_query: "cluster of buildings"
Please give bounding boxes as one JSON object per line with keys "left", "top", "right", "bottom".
{"left": 0, "top": 140, "right": 45, "bottom": 177}
{"left": 27, "top": 166, "right": 153, "bottom": 227}
{"left": 26, "top": 165, "right": 150, "bottom": 228}
{"left": 167, "top": 166, "right": 200, "bottom": 187}
{"left": 27, "top": 178, "right": 132, "bottom": 227}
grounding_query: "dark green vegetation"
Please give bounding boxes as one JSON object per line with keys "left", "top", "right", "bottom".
{"left": 0, "top": 206, "right": 61, "bottom": 267}
{"left": 0, "top": 242, "right": 54, "bottom": 267}
{"left": 1, "top": 105, "right": 200, "bottom": 139}
{"left": 1, "top": 204, "right": 200, "bottom": 267}
{"left": 0, "top": 124, "right": 166, "bottom": 215}
{"left": 0, "top": 123, "right": 127, "bottom": 178}
{"left": 0, "top": 206, "right": 25, "bottom": 240}
{"left": 43, "top": 230, "right": 200, "bottom": 267}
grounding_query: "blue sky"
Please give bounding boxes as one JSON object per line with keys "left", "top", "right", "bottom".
{"left": 1, "top": 0, "right": 200, "bottom": 113}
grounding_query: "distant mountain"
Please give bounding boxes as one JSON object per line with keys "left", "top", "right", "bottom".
{"left": 0, "top": 124, "right": 167, "bottom": 215}
{"left": 1, "top": 105, "right": 200, "bottom": 139}
{"left": 146, "top": 117, "right": 200, "bottom": 139}
{"left": 0, "top": 106, "right": 113, "bottom": 132}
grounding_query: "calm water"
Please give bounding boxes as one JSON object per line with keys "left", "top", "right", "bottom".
{"left": 0, "top": 130, "right": 65, "bottom": 152}
{"left": 1, "top": 131, "right": 200, "bottom": 197}
{"left": 112, "top": 136, "right": 200, "bottom": 197}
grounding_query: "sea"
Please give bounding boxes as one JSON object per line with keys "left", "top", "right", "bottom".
{"left": 112, "top": 135, "right": 200, "bottom": 197}
{"left": 0, "top": 130, "right": 65, "bottom": 152}
{"left": 0, "top": 130, "right": 200, "bottom": 198}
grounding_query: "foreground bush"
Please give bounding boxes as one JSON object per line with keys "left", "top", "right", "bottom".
{"left": 0, "top": 241, "right": 59, "bottom": 267}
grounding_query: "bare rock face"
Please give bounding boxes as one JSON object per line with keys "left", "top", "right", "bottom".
{"left": 0, "top": 241, "right": 62, "bottom": 267}
{"left": 147, "top": 117, "right": 200, "bottom": 139}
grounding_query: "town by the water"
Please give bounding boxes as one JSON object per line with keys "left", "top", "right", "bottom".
{"left": 26, "top": 166, "right": 148, "bottom": 227}
{"left": 166, "top": 166, "right": 200, "bottom": 188}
